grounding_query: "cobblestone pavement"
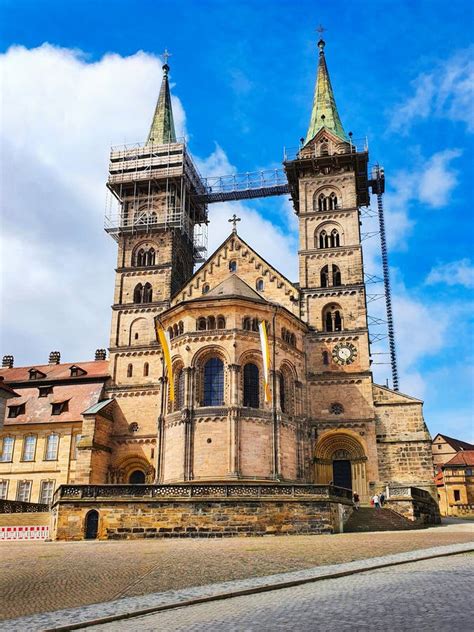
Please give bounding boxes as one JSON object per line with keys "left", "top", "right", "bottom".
{"left": 0, "top": 520, "right": 472, "bottom": 621}
{"left": 91, "top": 554, "right": 474, "bottom": 631}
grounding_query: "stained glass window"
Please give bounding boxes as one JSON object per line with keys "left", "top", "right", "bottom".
{"left": 243, "top": 363, "right": 259, "bottom": 408}
{"left": 203, "top": 358, "right": 224, "bottom": 406}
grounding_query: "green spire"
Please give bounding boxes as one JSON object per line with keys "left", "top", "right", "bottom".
{"left": 305, "top": 39, "right": 347, "bottom": 145}
{"left": 147, "top": 57, "right": 176, "bottom": 145}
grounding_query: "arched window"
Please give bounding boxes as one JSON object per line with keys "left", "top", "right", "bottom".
{"left": 147, "top": 248, "right": 156, "bottom": 266}
{"left": 173, "top": 324, "right": 179, "bottom": 338}
{"left": 175, "top": 369, "right": 186, "bottom": 410}
{"left": 197, "top": 317, "right": 207, "bottom": 331}
{"left": 318, "top": 230, "right": 329, "bottom": 249}
{"left": 320, "top": 265, "right": 329, "bottom": 288}
{"left": 328, "top": 192, "right": 338, "bottom": 210}
{"left": 129, "top": 470, "right": 145, "bottom": 484}
{"left": 136, "top": 249, "right": 145, "bottom": 266}
{"left": 133, "top": 283, "right": 143, "bottom": 303}
{"left": 207, "top": 316, "right": 216, "bottom": 330}
{"left": 202, "top": 284, "right": 210, "bottom": 295}
{"left": 203, "top": 358, "right": 224, "bottom": 406}
{"left": 149, "top": 211, "right": 157, "bottom": 225}
{"left": 127, "top": 363, "right": 133, "bottom": 377}
{"left": 243, "top": 317, "right": 251, "bottom": 331}
{"left": 251, "top": 318, "right": 259, "bottom": 332}
{"left": 333, "top": 264, "right": 342, "bottom": 286}
{"left": 229, "top": 260, "right": 237, "bottom": 273}
{"left": 322, "top": 351, "right": 330, "bottom": 366}
{"left": 279, "top": 372, "right": 286, "bottom": 413}
{"left": 217, "top": 316, "right": 226, "bottom": 329}
{"left": 323, "top": 305, "right": 343, "bottom": 332}
{"left": 168, "top": 326, "right": 174, "bottom": 340}
{"left": 243, "top": 363, "right": 259, "bottom": 408}
{"left": 45, "top": 433, "right": 59, "bottom": 461}
{"left": 143, "top": 283, "right": 153, "bottom": 303}
{"left": 330, "top": 229, "right": 340, "bottom": 248}
{"left": 178, "top": 321, "right": 184, "bottom": 334}
{"left": 256, "top": 279, "right": 264, "bottom": 292}
{"left": 143, "top": 362, "right": 149, "bottom": 377}
{"left": 318, "top": 193, "right": 327, "bottom": 211}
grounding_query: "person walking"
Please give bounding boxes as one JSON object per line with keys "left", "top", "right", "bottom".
{"left": 372, "top": 493, "right": 381, "bottom": 510}
{"left": 353, "top": 492, "right": 360, "bottom": 510}
{"left": 380, "top": 492, "right": 385, "bottom": 507}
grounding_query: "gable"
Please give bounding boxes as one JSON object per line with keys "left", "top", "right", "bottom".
{"left": 172, "top": 233, "right": 300, "bottom": 314}
{"left": 300, "top": 128, "right": 350, "bottom": 159}
{"left": 373, "top": 383, "right": 423, "bottom": 405}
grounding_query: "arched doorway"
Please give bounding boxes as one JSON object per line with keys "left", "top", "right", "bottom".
{"left": 84, "top": 510, "right": 99, "bottom": 539}
{"left": 314, "top": 432, "right": 369, "bottom": 500}
{"left": 129, "top": 470, "right": 146, "bottom": 484}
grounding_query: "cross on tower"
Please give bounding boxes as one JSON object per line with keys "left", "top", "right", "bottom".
{"left": 228, "top": 214, "right": 241, "bottom": 233}
{"left": 162, "top": 48, "right": 172, "bottom": 66}
{"left": 316, "top": 24, "right": 326, "bottom": 37}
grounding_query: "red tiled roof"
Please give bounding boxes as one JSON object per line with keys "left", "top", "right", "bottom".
{"left": 3, "top": 382, "right": 106, "bottom": 426}
{"left": 436, "top": 434, "right": 474, "bottom": 451}
{"left": 0, "top": 360, "right": 110, "bottom": 384}
{"left": 443, "top": 450, "right": 474, "bottom": 467}
{"left": 434, "top": 471, "right": 444, "bottom": 486}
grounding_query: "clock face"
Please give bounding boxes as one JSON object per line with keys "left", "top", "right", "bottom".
{"left": 332, "top": 342, "right": 357, "bottom": 366}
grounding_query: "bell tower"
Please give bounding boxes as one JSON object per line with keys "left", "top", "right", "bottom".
{"left": 285, "top": 38, "right": 377, "bottom": 498}
{"left": 104, "top": 59, "right": 207, "bottom": 464}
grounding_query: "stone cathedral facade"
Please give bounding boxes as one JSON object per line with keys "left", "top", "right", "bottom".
{"left": 0, "top": 40, "right": 436, "bottom": 525}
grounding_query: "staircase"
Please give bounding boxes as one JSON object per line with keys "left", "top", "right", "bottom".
{"left": 344, "top": 507, "right": 422, "bottom": 532}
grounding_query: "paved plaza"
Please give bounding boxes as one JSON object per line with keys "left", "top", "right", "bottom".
{"left": 91, "top": 553, "right": 474, "bottom": 631}
{"left": 0, "top": 519, "right": 472, "bottom": 622}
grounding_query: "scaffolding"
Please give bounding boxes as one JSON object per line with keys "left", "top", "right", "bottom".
{"left": 105, "top": 138, "right": 208, "bottom": 264}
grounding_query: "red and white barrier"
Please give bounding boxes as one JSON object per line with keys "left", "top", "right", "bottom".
{"left": 0, "top": 525, "right": 49, "bottom": 540}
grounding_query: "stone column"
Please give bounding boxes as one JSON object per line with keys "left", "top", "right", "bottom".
{"left": 228, "top": 365, "right": 241, "bottom": 478}
{"left": 156, "top": 375, "right": 166, "bottom": 483}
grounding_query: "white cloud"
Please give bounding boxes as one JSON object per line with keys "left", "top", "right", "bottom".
{"left": 0, "top": 44, "right": 296, "bottom": 365}
{"left": 417, "top": 149, "right": 462, "bottom": 207}
{"left": 390, "top": 46, "right": 474, "bottom": 133}
{"left": 426, "top": 258, "right": 474, "bottom": 288}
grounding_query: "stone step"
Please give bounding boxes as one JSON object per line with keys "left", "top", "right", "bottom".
{"left": 344, "top": 507, "right": 420, "bottom": 532}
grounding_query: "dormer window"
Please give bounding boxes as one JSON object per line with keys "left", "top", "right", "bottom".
{"left": 29, "top": 368, "right": 46, "bottom": 380}
{"left": 51, "top": 401, "right": 68, "bottom": 415}
{"left": 69, "top": 365, "right": 87, "bottom": 377}
{"left": 8, "top": 403, "right": 25, "bottom": 418}
{"left": 38, "top": 387, "right": 53, "bottom": 398}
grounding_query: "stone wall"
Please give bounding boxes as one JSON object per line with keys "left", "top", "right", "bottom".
{"left": 386, "top": 487, "right": 441, "bottom": 525}
{"left": 51, "top": 483, "right": 352, "bottom": 540}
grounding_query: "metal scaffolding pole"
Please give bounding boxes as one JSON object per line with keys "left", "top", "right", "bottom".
{"left": 372, "top": 165, "right": 399, "bottom": 391}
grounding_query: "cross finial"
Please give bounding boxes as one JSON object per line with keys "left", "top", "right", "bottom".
{"left": 162, "top": 48, "right": 172, "bottom": 67}
{"left": 316, "top": 24, "right": 326, "bottom": 37}
{"left": 228, "top": 214, "right": 241, "bottom": 233}
{"left": 316, "top": 25, "right": 326, "bottom": 52}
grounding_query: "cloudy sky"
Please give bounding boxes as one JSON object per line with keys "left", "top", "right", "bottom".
{"left": 1, "top": 0, "right": 473, "bottom": 441}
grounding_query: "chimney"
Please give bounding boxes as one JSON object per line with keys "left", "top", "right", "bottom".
{"left": 95, "top": 349, "right": 107, "bottom": 361}
{"left": 49, "top": 351, "right": 61, "bottom": 365}
{"left": 2, "top": 355, "right": 14, "bottom": 368}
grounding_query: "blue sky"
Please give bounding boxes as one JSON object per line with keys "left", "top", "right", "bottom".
{"left": 1, "top": 0, "right": 473, "bottom": 441}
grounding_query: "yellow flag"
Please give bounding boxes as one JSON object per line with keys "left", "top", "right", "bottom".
{"left": 155, "top": 321, "right": 174, "bottom": 402}
{"left": 258, "top": 320, "right": 271, "bottom": 402}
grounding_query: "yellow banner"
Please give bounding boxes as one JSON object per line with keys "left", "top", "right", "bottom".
{"left": 259, "top": 320, "right": 271, "bottom": 403}
{"left": 155, "top": 322, "right": 174, "bottom": 402}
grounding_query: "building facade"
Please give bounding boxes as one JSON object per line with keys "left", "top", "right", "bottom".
{"left": 1, "top": 39, "right": 437, "bottom": 510}
{"left": 436, "top": 451, "right": 474, "bottom": 516}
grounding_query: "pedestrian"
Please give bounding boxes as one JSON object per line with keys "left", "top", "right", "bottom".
{"left": 380, "top": 492, "right": 385, "bottom": 507}
{"left": 372, "top": 493, "right": 380, "bottom": 510}
{"left": 353, "top": 492, "right": 360, "bottom": 510}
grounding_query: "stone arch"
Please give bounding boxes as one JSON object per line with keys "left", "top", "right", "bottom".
{"left": 191, "top": 345, "right": 229, "bottom": 407}
{"left": 114, "top": 455, "right": 155, "bottom": 484}
{"left": 131, "top": 240, "right": 158, "bottom": 266}
{"left": 314, "top": 220, "right": 344, "bottom": 249}
{"left": 239, "top": 350, "right": 264, "bottom": 408}
{"left": 279, "top": 360, "right": 297, "bottom": 415}
{"left": 312, "top": 185, "right": 342, "bottom": 211}
{"left": 129, "top": 317, "right": 149, "bottom": 346}
{"left": 314, "top": 431, "right": 368, "bottom": 499}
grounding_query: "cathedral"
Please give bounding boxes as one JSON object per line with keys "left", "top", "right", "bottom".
{"left": 0, "top": 39, "right": 437, "bottom": 537}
